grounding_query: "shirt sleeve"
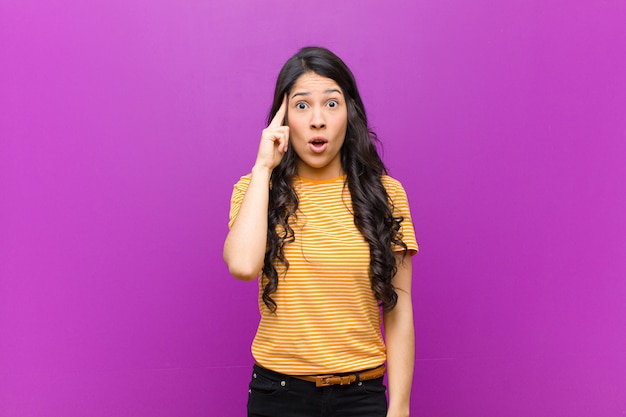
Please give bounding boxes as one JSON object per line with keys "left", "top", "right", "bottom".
{"left": 384, "top": 176, "right": 419, "bottom": 255}
{"left": 228, "top": 174, "right": 251, "bottom": 229}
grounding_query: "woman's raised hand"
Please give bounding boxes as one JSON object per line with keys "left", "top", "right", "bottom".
{"left": 255, "top": 96, "right": 289, "bottom": 171}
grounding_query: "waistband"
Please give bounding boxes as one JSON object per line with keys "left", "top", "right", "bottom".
{"left": 255, "top": 363, "right": 386, "bottom": 388}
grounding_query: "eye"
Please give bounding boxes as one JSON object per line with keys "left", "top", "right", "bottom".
{"left": 328, "top": 100, "right": 338, "bottom": 108}
{"left": 296, "top": 102, "right": 307, "bottom": 110}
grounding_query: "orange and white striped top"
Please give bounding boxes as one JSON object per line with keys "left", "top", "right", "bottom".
{"left": 228, "top": 174, "right": 418, "bottom": 375}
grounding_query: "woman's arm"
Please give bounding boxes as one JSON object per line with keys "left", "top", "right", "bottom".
{"left": 383, "top": 252, "right": 415, "bottom": 417}
{"left": 222, "top": 98, "right": 289, "bottom": 281}
{"left": 222, "top": 166, "right": 272, "bottom": 280}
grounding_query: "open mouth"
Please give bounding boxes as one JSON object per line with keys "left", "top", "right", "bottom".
{"left": 309, "top": 137, "right": 328, "bottom": 153}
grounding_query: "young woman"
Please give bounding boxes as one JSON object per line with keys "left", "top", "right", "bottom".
{"left": 223, "top": 46, "right": 418, "bottom": 417}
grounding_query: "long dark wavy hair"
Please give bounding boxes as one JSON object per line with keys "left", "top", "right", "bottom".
{"left": 262, "top": 46, "right": 407, "bottom": 313}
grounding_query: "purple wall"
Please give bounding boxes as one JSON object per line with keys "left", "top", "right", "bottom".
{"left": 1, "top": 1, "right": 625, "bottom": 416}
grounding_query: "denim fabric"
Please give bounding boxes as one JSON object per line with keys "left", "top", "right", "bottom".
{"left": 247, "top": 364, "right": 387, "bottom": 417}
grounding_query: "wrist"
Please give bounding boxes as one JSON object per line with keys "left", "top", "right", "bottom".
{"left": 251, "top": 164, "right": 273, "bottom": 178}
{"left": 386, "top": 407, "right": 410, "bottom": 417}
{"left": 387, "top": 401, "right": 410, "bottom": 417}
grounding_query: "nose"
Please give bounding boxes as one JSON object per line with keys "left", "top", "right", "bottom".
{"left": 310, "top": 107, "right": 326, "bottom": 129}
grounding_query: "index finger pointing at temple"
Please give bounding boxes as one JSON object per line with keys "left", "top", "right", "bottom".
{"left": 269, "top": 95, "right": 287, "bottom": 128}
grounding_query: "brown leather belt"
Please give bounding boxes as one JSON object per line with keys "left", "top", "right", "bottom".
{"left": 292, "top": 364, "right": 386, "bottom": 387}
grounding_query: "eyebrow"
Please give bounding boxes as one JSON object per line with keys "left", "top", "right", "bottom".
{"left": 291, "top": 89, "right": 343, "bottom": 99}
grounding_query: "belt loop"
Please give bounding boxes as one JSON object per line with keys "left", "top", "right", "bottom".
{"left": 355, "top": 372, "right": 361, "bottom": 384}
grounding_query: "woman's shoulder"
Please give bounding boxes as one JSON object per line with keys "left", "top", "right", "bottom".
{"left": 381, "top": 174, "right": 406, "bottom": 193}
{"left": 232, "top": 173, "right": 252, "bottom": 188}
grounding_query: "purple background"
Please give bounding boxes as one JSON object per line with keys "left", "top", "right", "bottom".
{"left": 1, "top": 0, "right": 625, "bottom": 416}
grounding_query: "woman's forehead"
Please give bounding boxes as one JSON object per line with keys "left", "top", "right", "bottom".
{"left": 291, "top": 73, "right": 343, "bottom": 97}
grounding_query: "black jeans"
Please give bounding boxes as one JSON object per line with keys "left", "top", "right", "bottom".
{"left": 247, "top": 364, "right": 387, "bottom": 417}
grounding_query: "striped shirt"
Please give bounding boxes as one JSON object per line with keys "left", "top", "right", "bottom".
{"left": 228, "top": 174, "right": 418, "bottom": 375}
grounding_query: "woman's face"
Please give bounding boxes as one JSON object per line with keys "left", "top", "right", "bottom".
{"left": 286, "top": 72, "right": 348, "bottom": 180}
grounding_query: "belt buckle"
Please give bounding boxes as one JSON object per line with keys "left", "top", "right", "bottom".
{"left": 315, "top": 375, "right": 335, "bottom": 387}
{"left": 314, "top": 374, "right": 352, "bottom": 387}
